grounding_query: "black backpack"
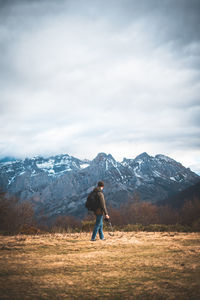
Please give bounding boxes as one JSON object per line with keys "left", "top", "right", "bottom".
{"left": 85, "top": 190, "right": 99, "bottom": 211}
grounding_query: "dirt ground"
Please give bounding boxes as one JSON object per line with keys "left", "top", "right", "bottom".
{"left": 0, "top": 231, "right": 200, "bottom": 299}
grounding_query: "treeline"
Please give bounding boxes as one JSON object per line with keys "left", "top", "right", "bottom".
{"left": 0, "top": 191, "right": 200, "bottom": 234}
{"left": 107, "top": 197, "right": 200, "bottom": 231}
{"left": 0, "top": 192, "right": 36, "bottom": 234}
{"left": 0, "top": 191, "right": 82, "bottom": 234}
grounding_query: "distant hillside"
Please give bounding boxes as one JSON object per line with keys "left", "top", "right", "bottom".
{"left": 157, "top": 181, "right": 200, "bottom": 209}
{"left": 0, "top": 152, "right": 199, "bottom": 218}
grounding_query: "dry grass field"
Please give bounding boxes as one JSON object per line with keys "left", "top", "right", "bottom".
{"left": 0, "top": 231, "right": 200, "bottom": 300}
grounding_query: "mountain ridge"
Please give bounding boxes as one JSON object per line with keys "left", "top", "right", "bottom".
{"left": 0, "top": 152, "right": 199, "bottom": 218}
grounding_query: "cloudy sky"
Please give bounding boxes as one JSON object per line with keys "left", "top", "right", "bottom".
{"left": 0, "top": 0, "right": 200, "bottom": 172}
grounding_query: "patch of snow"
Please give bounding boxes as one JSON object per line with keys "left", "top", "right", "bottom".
{"left": 136, "top": 159, "right": 143, "bottom": 165}
{"left": 8, "top": 176, "right": 16, "bottom": 185}
{"left": 72, "top": 161, "right": 78, "bottom": 168}
{"left": 56, "top": 169, "right": 67, "bottom": 174}
{"left": 153, "top": 170, "right": 162, "bottom": 177}
{"left": 4, "top": 166, "right": 15, "bottom": 173}
{"left": 121, "top": 159, "right": 134, "bottom": 167}
{"left": 0, "top": 161, "right": 13, "bottom": 166}
{"left": 19, "top": 171, "right": 25, "bottom": 176}
{"left": 31, "top": 170, "right": 37, "bottom": 177}
{"left": 36, "top": 159, "right": 75, "bottom": 175}
{"left": 115, "top": 166, "right": 123, "bottom": 178}
{"left": 68, "top": 202, "right": 76, "bottom": 209}
{"left": 80, "top": 163, "right": 90, "bottom": 169}
{"left": 36, "top": 160, "right": 54, "bottom": 170}
{"left": 134, "top": 166, "right": 142, "bottom": 178}
{"left": 107, "top": 159, "right": 124, "bottom": 179}
{"left": 65, "top": 167, "right": 72, "bottom": 171}
{"left": 110, "top": 159, "right": 118, "bottom": 168}
{"left": 156, "top": 154, "right": 175, "bottom": 163}
{"left": 133, "top": 160, "right": 143, "bottom": 178}
{"left": 135, "top": 173, "right": 142, "bottom": 178}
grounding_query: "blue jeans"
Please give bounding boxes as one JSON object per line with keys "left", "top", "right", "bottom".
{"left": 91, "top": 215, "right": 104, "bottom": 240}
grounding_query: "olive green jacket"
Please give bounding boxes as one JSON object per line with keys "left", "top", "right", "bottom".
{"left": 93, "top": 187, "right": 108, "bottom": 216}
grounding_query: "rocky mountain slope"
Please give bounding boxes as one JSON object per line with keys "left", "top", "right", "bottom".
{"left": 156, "top": 181, "right": 200, "bottom": 209}
{"left": 0, "top": 152, "right": 199, "bottom": 218}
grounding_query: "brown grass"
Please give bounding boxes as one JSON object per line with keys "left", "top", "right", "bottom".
{"left": 0, "top": 232, "right": 200, "bottom": 299}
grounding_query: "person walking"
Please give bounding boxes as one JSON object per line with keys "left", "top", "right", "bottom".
{"left": 91, "top": 181, "right": 109, "bottom": 241}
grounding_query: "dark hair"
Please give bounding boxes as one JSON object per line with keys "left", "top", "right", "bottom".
{"left": 98, "top": 181, "right": 104, "bottom": 187}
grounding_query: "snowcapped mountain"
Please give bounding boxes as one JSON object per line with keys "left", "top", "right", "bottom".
{"left": 0, "top": 152, "right": 199, "bottom": 218}
{"left": 0, "top": 154, "right": 90, "bottom": 189}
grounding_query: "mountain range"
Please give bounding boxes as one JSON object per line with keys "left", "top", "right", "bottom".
{"left": 0, "top": 152, "right": 199, "bottom": 218}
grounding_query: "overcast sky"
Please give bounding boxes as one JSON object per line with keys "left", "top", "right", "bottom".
{"left": 0, "top": 0, "right": 200, "bottom": 173}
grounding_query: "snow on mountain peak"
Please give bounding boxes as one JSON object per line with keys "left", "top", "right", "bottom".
{"left": 80, "top": 163, "right": 90, "bottom": 169}
{"left": 155, "top": 154, "right": 176, "bottom": 163}
{"left": 135, "top": 152, "right": 151, "bottom": 161}
{"left": 1, "top": 151, "right": 199, "bottom": 219}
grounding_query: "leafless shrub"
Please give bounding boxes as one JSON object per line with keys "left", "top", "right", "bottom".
{"left": 0, "top": 191, "right": 36, "bottom": 234}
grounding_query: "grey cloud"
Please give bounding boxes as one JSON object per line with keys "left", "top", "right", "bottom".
{"left": 0, "top": 0, "right": 200, "bottom": 171}
{"left": 186, "top": 106, "right": 200, "bottom": 127}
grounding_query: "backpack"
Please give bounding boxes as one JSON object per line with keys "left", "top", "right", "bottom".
{"left": 85, "top": 190, "right": 99, "bottom": 211}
